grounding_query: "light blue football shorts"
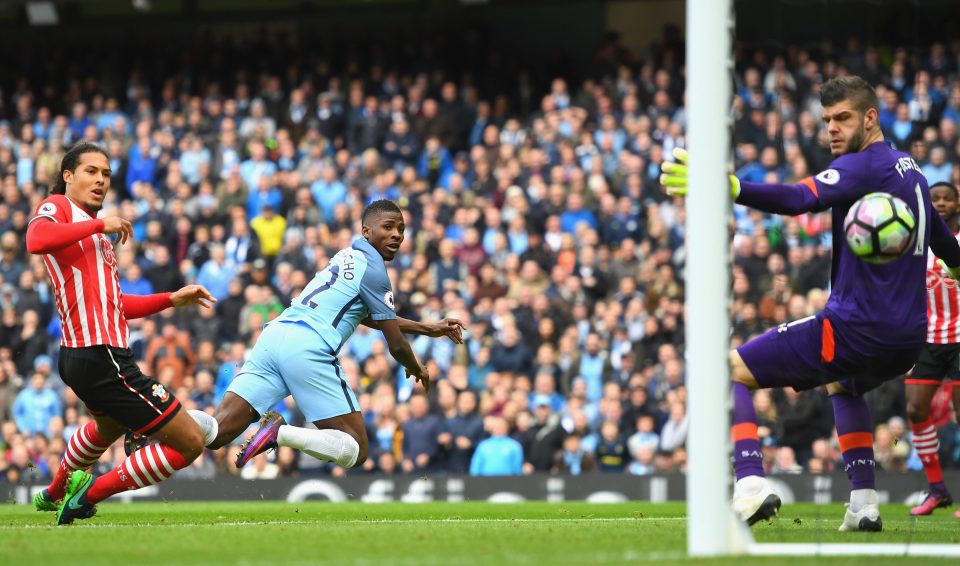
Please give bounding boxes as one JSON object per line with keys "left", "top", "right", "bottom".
{"left": 226, "top": 320, "right": 359, "bottom": 422}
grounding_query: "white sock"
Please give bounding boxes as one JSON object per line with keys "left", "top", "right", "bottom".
{"left": 734, "top": 475, "right": 767, "bottom": 498}
{"left": 277, "top": 425, "right": 359, "bottom": 467}
{"left": 188, "top": 409, "right": 219, "bottom": 447}
{"left": 849, "top": 489, "right": 878, "bottom": 513}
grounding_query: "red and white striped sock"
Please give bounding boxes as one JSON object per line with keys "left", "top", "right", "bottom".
{"left": 910, "top": 419, "right": 944, "bottom": 485}
{"left": 48, "top": 422, "right": 111, "bottom": 500}
{"left": 85, "top": 444, "right": 188, "bottom": 504}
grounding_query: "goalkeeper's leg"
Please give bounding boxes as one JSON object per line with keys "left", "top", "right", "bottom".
{"left": 729, "top": 352, "right": 781, "bottom": 526}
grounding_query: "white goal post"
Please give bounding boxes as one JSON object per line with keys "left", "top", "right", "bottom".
{"left": 684, "top": 0, "right": 960, "bottom": 557}
{"left": 684, "top": 0, "right": 741, "bottom": 556}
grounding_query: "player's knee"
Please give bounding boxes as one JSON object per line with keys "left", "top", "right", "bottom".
{"left": 906, "top": 402, "right": 929, "bottom": 423}
{"left": 178, "top": 428, "right": 206, "bottom": 462}
{"left": 730, "top": 354, "right": 760, "bottom": 389}
{"left": 345, "top": 433, "right": 366, "bottom": 468}
{"left": 94, "top": 416, "right": 128, "bottom": 441}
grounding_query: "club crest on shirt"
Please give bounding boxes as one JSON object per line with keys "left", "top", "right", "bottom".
{"left": 384, "top": 291, "right": 395, "bottom": 310}
{"left": 151, "top": 383, "right": 170, "bottom": 403}
{"left": 815, "top": 169, "right": 840, "bottom": 185}
{"left": 38, "top": 202, "right": 57, "bottom": 216}
{"left": 927, "top": 266, "right": 958, "bottom": 290}
{"left": 99, "top": 236, "right": 117, "bottom": 268}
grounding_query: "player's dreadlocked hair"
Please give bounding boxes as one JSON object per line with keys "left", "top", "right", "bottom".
{"left": 820, "top": 75, "right": 879, "bottom": 116}
{"left": 51, "top": 142, "right": 110, "bottom": 195}
{"left": 362, "top": 199, "right": 402, "bottom": 225}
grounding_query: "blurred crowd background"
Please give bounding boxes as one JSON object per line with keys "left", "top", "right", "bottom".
{"left": 1, "top": 7, "right": 959, "bottom": 482}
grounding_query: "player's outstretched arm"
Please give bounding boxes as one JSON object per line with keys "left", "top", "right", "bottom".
{"left": 362, "top": 317, "right": 465, "bottom": 343}
{"left": 122, "top": 293, "right": 173, "bottom": 319}
{"left": 122, "top": 285, "right": 216, "bottom": 320}
{"left": 378, "top": 318, "right": 432, "bottom": 392}
{"left": 660, "top": 147, "right": 821, "bottom": 215}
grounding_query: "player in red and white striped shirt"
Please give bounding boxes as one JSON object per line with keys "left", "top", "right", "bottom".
{"left": 906, "top": 181, "right": 960, "bottom": 518}
{"left": 26, "top": 143, "right": 219, "bottom": 525}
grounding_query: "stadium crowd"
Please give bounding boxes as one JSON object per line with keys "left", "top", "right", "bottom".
{"left": 1, "top": 32, "right": 959, "bottom": 483}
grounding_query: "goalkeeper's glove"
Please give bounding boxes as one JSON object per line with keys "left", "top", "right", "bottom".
{"left": 659, "top": 147, "right": 741, "bottom": 199}
{"left": 938, "top": 259, "right": 960, "bottom": 281}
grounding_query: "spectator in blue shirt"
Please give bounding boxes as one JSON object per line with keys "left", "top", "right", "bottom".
{"left": 17, "top": 144, "right": 35, "bottom": 188}
{"left": 402, "top": 394, "right": 441, "bottom": 473}
{"left": 347, "top": 325, "right": 385, "bottom": 362}
{"left": 890, "top": 103, "right": 915, "bottom": 148}
{"left": 568, "top": 333, "right": 608, "bottom": 404}
{"left": 13, "top": 372, "right": 62, "bottom": 437}
{"left": 468, "top": 347, "right": 492, "bottom": 391}
{"left": 68, "top": 102, "right": 93, "bottom": 141}
{"left": 365, "top": 170, "right": 401, "bottom": 206}
{"left": 215, "top": 342, "right": 247, "bottom": 403}
{"left": 196, "top": 244, "right": 239, "bottom": 301}
{"left": 246, "top": 176, "right": 284, "bottom": 221}
{"left": 180, "top": 136, "right": 212, "bottom": 187}
{"left": 119, "top": 263, "right": 154, "bottom": 297}
{"left": 310, "top": 166, "right": 348, "bottom": 223}
{"left": 734, "top": 144, "right": 766, "bottom": 183}
{"left": 529, "top": 372, "right": 567, "bottom": 414}
{"left": 921, "top": 147, "right": 954, "bottom": 185}
{"left": 470, "top": 417, "right": 524, "bottom": 476}
{"left": 46, "top": 314, "right": 63, "bottom": 344}
{"left": 467, "top": 101, "right": 490, "bottom": 148}
{"left": 126, "top": 138, "right": 157, "bottom": 188}
{"left": 878, "top": 90, "right": 898, "bottom": 132}
{"left": 33, "top": 107, "right": 52, "bottom": 140}
{"left": 95, "top": 98, "right": 127, "bottom": 134}
{"left": 627, "top": 415, "right": 660, "bottom": 461}
{"left": 559, "top": 193, "right": 597, "bottom": 234}
{"left": 239, "top": 141, "right": 278, "bottom": 194}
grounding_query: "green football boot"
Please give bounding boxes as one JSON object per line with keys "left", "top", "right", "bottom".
{"left": 56, "top": 471, "right": 98, "bottom": 525}
{"left": 33, "top": 489, "right": 58, "bottom": 512}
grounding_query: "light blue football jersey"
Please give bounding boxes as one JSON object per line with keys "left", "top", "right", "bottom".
{"left": 273, "top": 237, "right": 396, "bottom": 352}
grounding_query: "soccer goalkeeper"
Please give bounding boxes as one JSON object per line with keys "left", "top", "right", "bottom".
{"left": 662, "top": 76, "right": 960, "bottom": 531}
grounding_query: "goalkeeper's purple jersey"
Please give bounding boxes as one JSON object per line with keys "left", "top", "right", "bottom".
{"left": 802, "top": 141, "right": 949, "bottom": 352}
{"left": 738, "top": 140, "right": 960, "bottom": 354}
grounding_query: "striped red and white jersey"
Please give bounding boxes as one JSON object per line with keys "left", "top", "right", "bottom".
{"left": 926, "top": 230, "right": 960, "bottom": 344}
{"left": 29, "top": 195, "right": 129, "bottom": 348}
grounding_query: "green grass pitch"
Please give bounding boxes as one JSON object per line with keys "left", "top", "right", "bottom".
{"left": 2, "top": 502, "right": 958, "bottom": 565}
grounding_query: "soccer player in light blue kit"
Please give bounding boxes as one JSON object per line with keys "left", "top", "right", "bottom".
{"left": 192, "top": 200, "right": 464, "bottom": 469}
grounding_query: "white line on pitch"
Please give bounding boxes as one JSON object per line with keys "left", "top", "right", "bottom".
{"left": 0, "top": 517, "right": 682, "bottom": 529}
